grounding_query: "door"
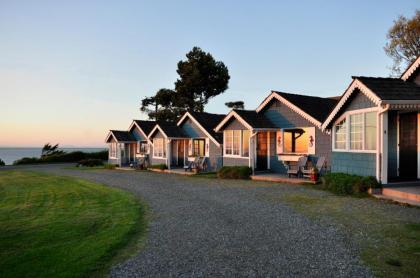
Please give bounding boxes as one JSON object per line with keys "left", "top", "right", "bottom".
{"left": 177, "top": 140, "right": 185, "bottom": 166}
{"left": 399, "top": 113, "right": 417, "bottom": 179}
{"left": 256, "top": 132, "right": 268, "bottom": 170}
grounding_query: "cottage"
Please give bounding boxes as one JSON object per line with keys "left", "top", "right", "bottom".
{"left": 106, "top": 120, "right": 155, "bottom": 167}
{"left": 322, "top": 56, "right": 420, "bottom": 184}
{"left": 148, "top": 112, "right": 225, "bottom": 171}
{"left": 215, "top": 91, "right": 337, "bottom": 174}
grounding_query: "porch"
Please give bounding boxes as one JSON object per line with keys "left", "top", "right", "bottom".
{"left": 250, "top": 172, "right": 315, "bottom": 184}
{"left": 374, "top": 183, "right": 420, "bottom": 207}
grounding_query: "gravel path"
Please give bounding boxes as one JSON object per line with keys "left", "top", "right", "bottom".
{"left": 19, "top": 165, "right": 372, "bottom": 277}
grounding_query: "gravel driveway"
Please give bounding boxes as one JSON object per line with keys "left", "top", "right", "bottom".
{"left": 20, "top": 165, "right": 372, "bottom": 277}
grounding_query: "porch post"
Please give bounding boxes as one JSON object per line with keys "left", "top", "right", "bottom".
{"left": 267, "top": 131, "right": 270, "bottom": 170}
{"left": 381, "top": 111, "right": 388, "bottom": 184}
{"left": 128, "top": 143, "right": 130, "bottom": 163}
{"left": 167, "top": 139, "right": 171, "bottom": 170}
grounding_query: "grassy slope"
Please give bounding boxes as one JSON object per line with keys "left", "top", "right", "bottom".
{"left": 0, "top": 170, "right": 146, "bottom": 278}
{"left": 265, "top": 188, "right": 420, "bottom": 278}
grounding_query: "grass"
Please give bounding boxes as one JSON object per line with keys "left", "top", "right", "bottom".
{"left": 266, "top": 189, "right": 420, "bottom": 278}
{"left": 0, "top": 170, "right": 147, "bottom": 278}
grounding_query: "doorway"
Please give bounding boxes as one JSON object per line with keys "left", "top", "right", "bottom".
{"left": 399, "top": 112, "right": 418, "bottom": 179}
{"left": 256, "top": 132, "right": 268, "bottom": 170}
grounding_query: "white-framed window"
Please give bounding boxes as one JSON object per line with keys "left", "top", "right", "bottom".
{"left": 224, "top": 130, "right": 250, "bottom": 158}
{"left": 283, "top": 128, "right": 309, "bottom": 154}
{"left": 193, "top": 139, "right": 205, "bottom": 157}
{"left": 109, "top": 143, "right": 117, "bottom": 158}
{"left": 333, "top": 109, "right": 377, "bottom": 152}
{"left": 153, "top": 138, "right": 166, "bottom": 158}
{"left": 137, "top": 141, "right": 148, "bottom": 154}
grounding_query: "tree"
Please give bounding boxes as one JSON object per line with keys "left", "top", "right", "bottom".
{"left": 140, "top": 47, "right": 230, "bottom": 121}
{"left": 175, "top": 47, "right": 230, "bottom": 112}
{"left": 140, "top": 89, "right": 180, "bottom": 121}
{"left": 225, "top": 101, "right": 244, "bottom": 109}
{"left": 384, "top": 10, "right": 420, "bottom": 75}
{"left": 41, "top": 143, "right": 64, "bottom": 157}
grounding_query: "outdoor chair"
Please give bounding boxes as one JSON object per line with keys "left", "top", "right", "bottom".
{"left": 287, "top": 156, "right": 308, "bottom": 178}
{"left": 184, "top": 156, "right": 200, "bottom": 172}
{"left": 302, "top": 156, "right": 325, "bottom": 178}
{"left": 197, "top": 157, "right": 207, "bottom": 172}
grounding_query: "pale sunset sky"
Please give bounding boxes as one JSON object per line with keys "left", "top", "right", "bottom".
{"left": 1, "top": 0, "right": 418, "bottom": 147}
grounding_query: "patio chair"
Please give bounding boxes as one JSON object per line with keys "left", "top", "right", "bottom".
{"left": 287, "top": 156, "right": 308, "bottom": 178}
{"left": 184, "top": 157, "right": 200, "bottom": 172}
{"left": 302, "top": 156, "right": 326, "bottom": 178}
{"left": 197, "top": 157, "right": 207, "bottom": 172}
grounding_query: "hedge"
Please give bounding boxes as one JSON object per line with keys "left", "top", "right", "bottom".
{"left": 13, "top": 150, "right": 108, "bottom": 165}
{"left": 217, "top": 166, "right": 252, "bottom": 179}
{"left": 320, "top": 173, "right": 381, "bottom": 195}
{"left": 0, "top": 158, "right": 5, "bottom": 166}
{"left": 77, "top": 159, "right": 104, "bottom": 167}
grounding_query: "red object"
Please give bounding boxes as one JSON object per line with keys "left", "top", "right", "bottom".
{"left": 310, "top": 172, "right": 318, "bottom": 182}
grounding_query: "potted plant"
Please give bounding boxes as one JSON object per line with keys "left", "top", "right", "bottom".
{"left": 310, "top": 167, "right": 319, "bottom": 182}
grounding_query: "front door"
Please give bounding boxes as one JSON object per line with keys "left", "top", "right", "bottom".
{"left": 399, "top": 113, "right": 418, "bottom": 179}
{"left": 256, "top": 132, "right": 268, "bottom": 170}
{"left": 177, "top": 140, "right": 185, "bottom": 166}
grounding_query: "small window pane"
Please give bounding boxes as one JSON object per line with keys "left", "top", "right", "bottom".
{"left": 242, "top": 130, "right": 250, "bottom": 157}
{"left": 233, "top": 130, "right": 240, "bottom": 155}
{"left": 225, "top": 131, "right": 233, "bottom": 155}
{"left": 350, "top": 114, "right": 363, "bottom": 150}
{"left": 334, "top": 118, "right": 346, "bottom": 149}
{"left": 365, "top": 112, "right": 377, "bottom": 150}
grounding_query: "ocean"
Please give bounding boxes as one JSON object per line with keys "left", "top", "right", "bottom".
{"left": 0, "top": 147, "right": 107, "bottom": 165}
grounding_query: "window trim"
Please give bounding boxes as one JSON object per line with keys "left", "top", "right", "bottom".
{"left": 153, "top": 138, "right": 166, "bottom": 158}
{"left": 223, "top": 130, "right": 251, "bottom": 159}
{"left": 109, "top": 142, "right": 118, "bottom": 158}
{"left": 332, "top": 107, "right": 378, "bottom": 154}
{"left": 192, "top": 138, "right": 206, "bottom": 157}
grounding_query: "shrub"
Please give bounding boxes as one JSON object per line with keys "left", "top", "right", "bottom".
{"left": 13, "top": 150, "right": 108, "bottom": 165}
{"left": 217, "top": 166, "right": 252, "bottom": 179}
{"left": 77, "top": 159, "right": 104, "bottom": 167}
{"left": 0, "top": 158, "right": 5, "bottom": 166}
{"left": 321, "top": 173, "right": 382, "bottom": 195}
{"left": 148, "top": 164, "right": 167, "bottom": 170}
{"left": 104, "top": 163, "right": 116, "bottom": 169}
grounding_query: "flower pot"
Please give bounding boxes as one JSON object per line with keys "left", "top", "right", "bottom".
{"left": 310, "top": 172, "right": 318, "bottom": 182}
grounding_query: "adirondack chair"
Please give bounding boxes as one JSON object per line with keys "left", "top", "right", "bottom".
{"left": 184, "top": 157, "right": 200, "bottom": 172}
{"left": 287, "top": 156, "right": 308, "bottom": 178}
{"left": 197, "top": 157, "right": 207, "bottom": 172}
{"left": 302, "top": 156, "right": 326, "bottom": 178}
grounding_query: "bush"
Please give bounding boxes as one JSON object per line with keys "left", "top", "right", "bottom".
{"left": 0, "top": 158, "right": 5, "bottom": 166}
{"left": 321, "top": 173, "right": 382, "bottom": 195}
{"left": 77, "top": 159, "right": 104, "bottom": 167}
{"left": 13, "top": 150, "right": 108, "bottom": 165}
{"left": 217, "top": 166, "right": 252, "bottom": 179}
{"left": 148, "top": 164, "right": 167, "bottom": 170}
{"left": 104, "top": 163, "right": 116, "bottom": 169}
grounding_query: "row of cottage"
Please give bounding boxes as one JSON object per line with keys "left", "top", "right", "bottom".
{"left": 106, "top": 56, "right": 420, "bottom": 185}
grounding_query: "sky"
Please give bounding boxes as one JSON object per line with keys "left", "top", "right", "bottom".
{"left": 0, "top": 0, "right": 418, "bottom": 147}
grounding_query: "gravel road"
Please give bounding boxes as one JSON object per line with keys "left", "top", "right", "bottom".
{"left": 18, "top": 165, "right": 372, "bottom": 277}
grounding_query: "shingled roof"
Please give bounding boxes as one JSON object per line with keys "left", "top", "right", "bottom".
{"left": 233, "top": 109, "right": 276, "bottom": 129}
{"left": 151, "top": 122, "right": 188, "bottom": 138}
{"left": 355, "top": 76, "right": 420, "bottom": 100}
{"left": 185, "top": 112, "right": 226, "bottom": 143}
{"left": 109, "top": 130, "right": 136, "bottom": 142}
{"left": 271, "top": 91, "right": 338, "bottom": 122}
{"left": 133, "top": 120, "right": 156, "bottom": 135}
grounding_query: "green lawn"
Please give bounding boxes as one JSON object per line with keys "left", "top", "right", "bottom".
{"left": 0, "top": 170, "right": 146, "bottom": 278}
{"left": 265, "top": 188, "right": 420, "bottom": 278}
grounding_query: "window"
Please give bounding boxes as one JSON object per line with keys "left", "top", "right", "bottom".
{"left": 109, "top": 143, "right": 117, "bottom": 158}
{"left": 193, "top": 139, "right": 205, "bottom": 156}
{"left": 334, "top": 118, "right": 346, "bottom": 150}
{"left": 350, "top": 113, "right": 363, "bottom": 150}
{"left": 153, "top": 138, "right": 166, "bottom": 158}
{"left": 242, "top": 130, "right": 250, "bottom": 157}
{"left": 224, "top": 130, "right": 250, "bottom": 157}
{"left": 333, "top": 110, "right": 377, "bottom": 152}
{"left": 137, "top": 141, "right": 148, "bottom": 154}
{"left": 283, "top": 128, "right": 308, "bottom": 154}
{"left": 365, "top": 112, "right": 376, "bottom": 150}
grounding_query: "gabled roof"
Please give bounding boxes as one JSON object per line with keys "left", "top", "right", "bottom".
{"left": 214, "top": 109, "right": 276, "bottom": 132}
{"left": 105, "top": 130, "right": 136, "bottom": 143}
{"left": 401, "top": 56, "right": 420, "bottom": 81}
{"left": 256, "top": 91, "right": 338, "bottom": 128}
{"left": 132, "top": 120, "right": 156, "bottom": 136}
{"left": 355, "top": 76, "right": 420, "bottom": 100}
{"left": 177, "top": 111, "right": 225, "bottom": 145}
{"left": 148, "top": 122, "right": 188, "bottom": 139}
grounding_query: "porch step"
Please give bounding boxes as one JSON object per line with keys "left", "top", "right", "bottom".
{"left": 251, "top": 174, "right": 314, "bottom": 184}
{"left": 372, "top": 193, "right": 420, "bottom": 207}
{"left": 382, "top": 187, "right": 420, "bottom": 203}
